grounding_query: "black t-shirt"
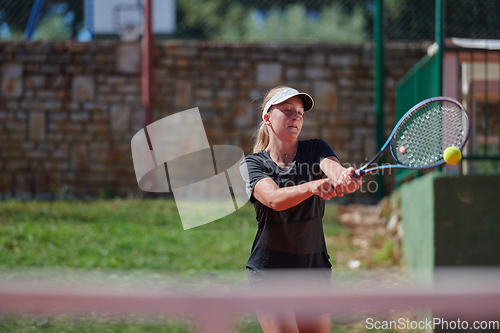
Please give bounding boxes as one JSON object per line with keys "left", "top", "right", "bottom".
{"left": 240, "top": 139, "right": 337, "bottom": 271}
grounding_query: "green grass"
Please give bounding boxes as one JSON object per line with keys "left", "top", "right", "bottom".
{"left": 0, "top": 199, "right": 357, "bottom": 332}
{"left": 322, "top": 204, "right": 351, "bottom": 237}
{"left": 372, "top": 239, "right": 394, "bottom": 265}
{"left": 0, "top": 199, "right": 348, "bottom": 272}
{"left": 0, "top": 198, "right": 258, "bottom": 271}
{"left": 0, "top": 314, "right": 192, "bottom": 333}
{"left": 0, "top": 199, "right": 412, "bottom": 332}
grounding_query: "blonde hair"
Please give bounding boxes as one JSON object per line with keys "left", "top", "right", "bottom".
{"left": 252, "top": 86, "right": 291, "bottom": 153}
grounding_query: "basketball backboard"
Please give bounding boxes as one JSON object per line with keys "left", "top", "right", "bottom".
{"left": 84, "top": 0, "right": 176, "bottom": 39}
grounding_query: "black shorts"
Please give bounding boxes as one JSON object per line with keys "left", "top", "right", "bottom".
{"left": 246, "top": 267, "right": 332, "bottom": 315}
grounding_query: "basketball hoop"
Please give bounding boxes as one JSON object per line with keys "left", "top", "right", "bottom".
{"left": 119, "top": 23, "right": 142, "bottom": 42}
{"left": 86, "top": 0, "right": 176, "bottom": 39}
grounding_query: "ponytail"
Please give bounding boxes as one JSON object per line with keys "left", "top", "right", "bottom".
{"left": 251, "top": 85, "right": 291, "bottom": 154}
{"left": 253, "top": 121, "right": 269, "bottom": 153}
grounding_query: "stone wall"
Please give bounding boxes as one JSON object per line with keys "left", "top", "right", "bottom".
{"left": 0, "top": 40, "right": 429, "bottom": 201}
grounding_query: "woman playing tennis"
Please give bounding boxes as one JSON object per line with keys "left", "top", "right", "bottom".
{"left": 241, "top": 86, "right": 361, "bottom": 333}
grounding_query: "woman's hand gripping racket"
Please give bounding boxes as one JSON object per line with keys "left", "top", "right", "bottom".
{"left": 353, "top": 97, "right": 470, "bottom": 178}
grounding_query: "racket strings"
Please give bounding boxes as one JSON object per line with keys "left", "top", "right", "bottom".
{"left": 392, "top": 101, "right": 467, "bottom": 167}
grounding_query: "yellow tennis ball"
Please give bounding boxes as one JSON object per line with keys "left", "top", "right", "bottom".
{"left": 443, "top": 146, "right": 462, "bottom": 165}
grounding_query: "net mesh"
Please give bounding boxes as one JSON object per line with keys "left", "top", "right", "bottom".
{"left": 392, "top": 100, "right": 469, "bottom": 168}
{"left": 1, "top": 0, "right": 499, "bottom": 41}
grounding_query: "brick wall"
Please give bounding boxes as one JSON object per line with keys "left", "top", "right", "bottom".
{"left": 0, "top": 40, "right": 429, "bottom": 201}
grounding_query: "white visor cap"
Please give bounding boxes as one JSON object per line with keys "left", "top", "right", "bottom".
{"left": 262, "top": 88, "right": 314, "bottom": 120}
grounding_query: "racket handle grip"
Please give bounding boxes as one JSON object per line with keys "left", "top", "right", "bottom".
{"left": 352, "top": 169, "right": 364, "bottom": 179}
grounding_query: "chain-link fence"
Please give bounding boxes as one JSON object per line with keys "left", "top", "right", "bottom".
{"left": 0, "top": 0, "right": 83, "bottom": 40}
{"left": 0, "top": 0, "right": 498, "bottom": 42}
{"left": 447, "top": 0, "right": 500, "bottom": 40}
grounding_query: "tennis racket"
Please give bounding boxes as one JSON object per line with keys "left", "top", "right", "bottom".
{"left": 354, "top": 97, "right": 470, "bottom": 178}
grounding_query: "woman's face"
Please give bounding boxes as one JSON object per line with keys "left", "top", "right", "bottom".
{"left": 265, "top": 96, "right": 304, "bottom": 140}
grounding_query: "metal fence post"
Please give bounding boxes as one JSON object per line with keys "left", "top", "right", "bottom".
{"left": 24, "top": 0, "right": 45, "bottom": 40}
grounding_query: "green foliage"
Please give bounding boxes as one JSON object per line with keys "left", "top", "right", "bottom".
{"left": 1, "top": 0, "right": 500, "bottom": 41}
{"left": 213, "top": 3, "right": 249, "bottom": 41}
{"left": 469, "top": 144, "right": 500, "bottom": 175}
{"left": 0, "top": 0, "right": 83, "bottom": 40}
{"left": 33, "top": 13, "right": 71, "bottom": 40}
{"left": 473, "top": 160, "right": 500, "bottom": 175}
{"left": 384, "top": 0, "right": 405, "bottom": 17}
{"left": 216, "top": 3, "right": 367, "bottom": 42}
{"left": 175, "top": 0, "right": 367, "bottom": 42}
{"left": 175, "top": 0, "right": 248, "bottom": 39}
{"left": 0, "top": 28, "right": 24, "bottom": 40}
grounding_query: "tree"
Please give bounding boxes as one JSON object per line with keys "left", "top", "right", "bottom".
{"left": 0, "top": 0, "right": 83, "bottom": 39}
{"left": 175, "top": 0, "right": 370, "bottom": 41}
{"left": 34, "top": 11, "right": 72, "bottom": 40}
{"left": 216, "top": 3, "right": 367, "bottom": 42}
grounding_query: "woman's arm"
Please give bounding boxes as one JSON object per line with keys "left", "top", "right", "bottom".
{"left": 320, "top": 156, "right": 361, "bottom": 194}
{"left": 320, "top": 156, "right": 345, "bottom": 180}
{"left": 253, "top": 177, "right": 342, "bottom": 211}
